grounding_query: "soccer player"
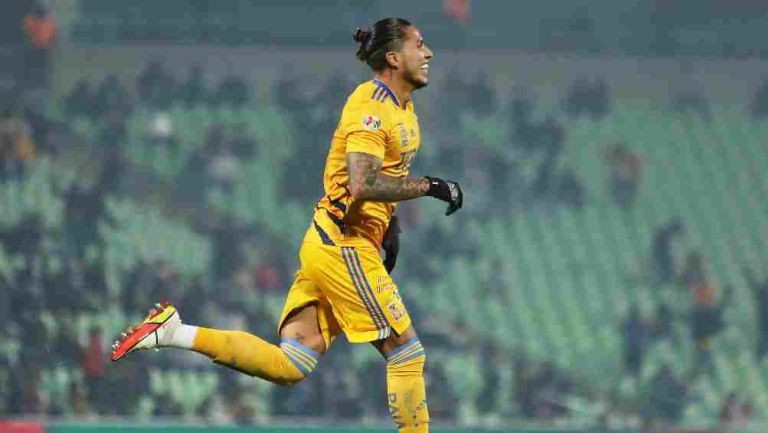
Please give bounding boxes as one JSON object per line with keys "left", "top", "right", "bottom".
{"left": 111, "top": 17, "right": 462, "bottom": 433}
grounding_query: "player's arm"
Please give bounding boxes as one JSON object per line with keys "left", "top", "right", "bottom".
{"left": 347, "top": 152, "right": 428, "bottom": 202}
{"left": 342, "top": 97, "right": 462, "bottom": 214}
{"left": 347, "top": 152, "right": 464, "bottom": 215}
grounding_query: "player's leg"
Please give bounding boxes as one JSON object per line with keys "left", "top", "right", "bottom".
{"left": 279, "top": 303, "right": 327, "bottom": 354}
{"left": 190, "top": 303, "right": 325, "bottom": 385}
{"left": 373, "top": 325, "right": 429, "bottom": 433}
{"left": 301, "top": 243, "right": 428, "bottom": 432}
{"left": 111, "top": 271, "right": 329, "bottom": 387}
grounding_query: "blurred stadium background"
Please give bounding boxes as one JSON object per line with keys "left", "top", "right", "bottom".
{"left": 2, "top": 0, "right": 768, "bottom": 432}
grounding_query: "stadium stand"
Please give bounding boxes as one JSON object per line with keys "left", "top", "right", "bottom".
{"left": 1, "top": 60, "right": 767, "bottom": 430}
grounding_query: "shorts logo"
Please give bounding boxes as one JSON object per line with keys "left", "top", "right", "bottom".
{"left": 387, "top": 299, "right": 404, "bottom": 323}
{"left": 362, "top": 115, "right": 382, "bottom": 132}
{"left": 377, "top": 276, "right": 396, "bottom": 293}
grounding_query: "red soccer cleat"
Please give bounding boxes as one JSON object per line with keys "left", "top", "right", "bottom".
{"left": 111, "top": 302, "right": 180, "bottom": 361}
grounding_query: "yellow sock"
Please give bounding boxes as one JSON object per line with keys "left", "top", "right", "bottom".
{"left": 386, "top": 338, "right": 429, "bottom": 433}
{"left": 192, "top": 327, "right": 320, "bottom": 386}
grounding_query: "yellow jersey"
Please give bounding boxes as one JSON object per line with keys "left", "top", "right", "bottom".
{"left": 307, "top": 79, "right": 421, "bottom": 250}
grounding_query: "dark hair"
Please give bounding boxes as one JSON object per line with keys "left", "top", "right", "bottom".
{"left": 354, "top": 18, "right": 412, "bottom": 71}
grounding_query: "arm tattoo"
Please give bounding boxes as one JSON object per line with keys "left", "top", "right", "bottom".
{"left": 347, "top": 152, "right": 429, "bottom": 202}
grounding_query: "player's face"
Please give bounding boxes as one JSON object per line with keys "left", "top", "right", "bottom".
{"left": 396, "top": 27, "right": 433, "bottom": 90}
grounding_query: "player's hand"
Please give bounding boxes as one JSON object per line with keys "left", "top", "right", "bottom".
{"left": 382, "top": 215, "right": 400, "bottom": 273}
{"left": 425, "top": 176, "right": 463, "bottom": 216}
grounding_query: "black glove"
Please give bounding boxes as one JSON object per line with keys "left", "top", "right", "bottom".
{"left": 382, "top": 215, "right": 401, "bottom": 273}
{"left": 425, "top": 176, "right": 463, "bottom": 216}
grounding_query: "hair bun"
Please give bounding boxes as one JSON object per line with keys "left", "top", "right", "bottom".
{"left": 354, "top": 27, "right": 373, "bottom": 43}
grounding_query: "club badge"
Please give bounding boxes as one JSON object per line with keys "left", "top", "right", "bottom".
{"left": 387, "top": 299, "right": 404, "bottom": 323}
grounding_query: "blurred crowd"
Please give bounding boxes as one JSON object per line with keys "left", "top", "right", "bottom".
{"left": 1, "top": 59, "right": 768, "bottom": 430}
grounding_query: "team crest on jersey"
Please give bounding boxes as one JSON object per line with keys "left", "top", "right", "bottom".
{"left": 362, "top": 115, "right": 382, "bottom": 132}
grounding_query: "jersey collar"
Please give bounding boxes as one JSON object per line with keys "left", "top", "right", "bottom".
{"left": 372, "top": 79, "right": 401, "bottom": 108}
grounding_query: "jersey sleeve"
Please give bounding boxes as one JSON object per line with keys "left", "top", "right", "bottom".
{"left": 341, "top": 97, "right": 389, "bottom": 160}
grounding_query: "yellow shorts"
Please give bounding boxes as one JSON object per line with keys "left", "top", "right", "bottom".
{"left": 277, "top": 241, "right": 412, "bottom": 346}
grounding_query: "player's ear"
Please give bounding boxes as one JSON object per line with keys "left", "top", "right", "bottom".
{"left": 385, "top": 51, "right": 400, "bottom": 70}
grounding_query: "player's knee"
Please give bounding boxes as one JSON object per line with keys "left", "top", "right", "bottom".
{"left": 279, "top": 338, "right": 322, "bottom": 386}
{"left": 279, "top": 319, "right": 327, "bottom": 356}
{"left": 302, "top": 333, "right": 327, "bottom": 355}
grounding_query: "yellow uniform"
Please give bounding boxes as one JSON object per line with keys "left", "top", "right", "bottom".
{"left": 278, "top": 79, "right": 422, "bottom": 345}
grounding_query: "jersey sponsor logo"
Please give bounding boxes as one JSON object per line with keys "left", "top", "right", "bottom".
{"left": 362, "top": 115, "right": 382, "bottom": 132}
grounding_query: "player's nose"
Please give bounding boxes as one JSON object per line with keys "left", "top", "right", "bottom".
{"left": 424, "top": 45, "right": 434, "bottom": 60}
